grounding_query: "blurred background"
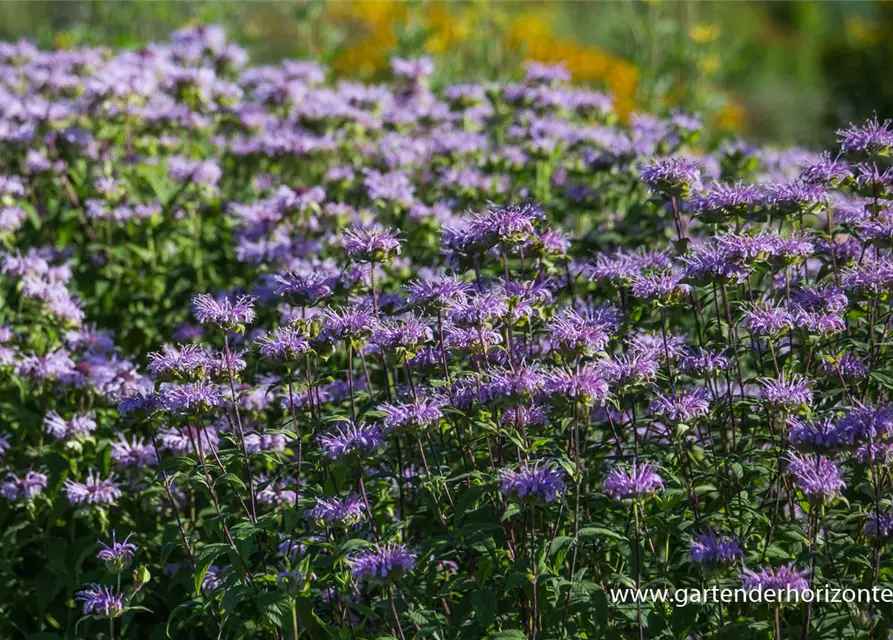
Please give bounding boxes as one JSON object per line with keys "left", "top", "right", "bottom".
{"left": 1, "top": 0, "right": 890, "bottom": 148}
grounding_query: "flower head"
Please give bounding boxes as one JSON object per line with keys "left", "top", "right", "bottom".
{"left": 604, "top": 463, "right": 664, "bottom": 501}
{"left": 317, "top": 422, "right": 384, "bottom": 463}
{"left": 191, "top": 294, "right": 256, "bottom": 330}
{"left": 97, "top": 532, "right": 138, "bottom": 573}
{"left": 76, "top": 584, "right": 124, "bottom": 618}
{"left": 500, "top": 465, "right": 566, "bottom": 504}
{"left": 350, "top": 543, "right": 416, "bottom": 584}
{"left": 306, "top": 494, "right": 366, "bottom": 527}
{"left": 689, "top": 529, "right": 744, "bottom": 568}
{"left": 64, "top": 469, "right": 122, "bottom": 506}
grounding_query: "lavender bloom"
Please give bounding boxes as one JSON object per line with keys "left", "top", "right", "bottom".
{"left": 838, "top": 117, "right": 893, "bottom": 157}
{"left": 370, "top": 315, "right": 433, "bottom": 350}
{"left": 110, "top": 435, "right": 158, "bottom": 469}
{"left": 760, "top": 375, "right": 812, "bottom": 411}
{"left": 157, "top": 381, "right": 222, "bottom": 414}
{"left": 44, "top": 411, "right": 97, "bottom": 439}
{"left": 500, "top": 465, "right": 566, "bottom": 504}
{"left": 76, "top": 584, "right": 125, "bottom": 618}
{"left": 97, "top": 532, "right": 138, "bottom": 572}
{"left": 380, "top": 398, "right": 443, "bottom": 434}
{"left": 317, "top": 422, "right": 384, "bottom": 462}
{"left": 649, "top": 388, "right": 710, "bottom": 422}
{"left": 406, "top": 275, "right": 471, "bottom": 310}
{"left": 689, "top": 529, "right": 744, "bottom": 567}
{"left": 544, "top": 364, "right": 610, "bottom": 406}
{"left": 788, "top": 417, "right": 839, "bottom": 451}
{"left": 191, "top": 294, "right": 256, "bottom": 330}
{"left": 364, "top": 169, "right": 415, "bottom": 205}
{"left": 740, "top": 565, "right": 810, "bottom": 599}
{"left": 548, "top": 307, "right": 611, "bottom": 357}
{"left": 819, "top": 353, "right": 868, "bottom": 382}
{"left": 689, "top": 182, "right": 765, "bottom": 223}
{"left": 604, "top": 463, "right": 664, "bottom": 501}
{"left": 273, "top": 271, "right": 334, "bottom": 305}
{"left": 467, "top": 202, "right": 544, "bottom": 248}
{"left": 0, "top": 433, "right": 9, "bottom": 459}
{"left": 1, "top": 470, "right": 48, "bottom": 502}
{"left": 742, "top": 304, "right": 793, "bottom": 336}
{"left": 64, "top": 469, "right": 122, "bottom": 506}
{"left": 306, "top": 494, "right": 366, "bottom": 527}
{"left": 147, "top": 344, "right": 213, "bottom": 381}
{"left": 256, "top": 327, "right": 309, "bottom": 361}
{"left": 630, "top": 272, "right": 692, "bottom": 304}
{"left": 786, "top": 453, "right": 845, "bottom": 500}
{"left": 680, "top": 348, "right": 728, "bottom": 377}
{"left": 349, "top": 543, "right": 416, "bottom": 584}
{"left": 323, "top": 306, "right": 376, "bottom": 342}
{"left": 524, "top": 61, "right": 571, "bottom": 85}
{"left": 639, "top": 157, "right": 701, "bottom": 198}
{"left": 342, "top": 225, "right": 402, "bottom": 263}
{"left": 865, "top": 512, "right": 893, "bottom": 540}
{"left": 798, "top": 152, "right": 851, "bottom": 187}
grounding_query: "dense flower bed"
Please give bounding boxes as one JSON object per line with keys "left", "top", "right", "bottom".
{"left": 0, "top": 24, "right": 891, "bottom": 640}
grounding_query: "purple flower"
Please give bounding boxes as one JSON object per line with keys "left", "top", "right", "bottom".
{"left": 0, "top": 433, "right": 9, "bottom": 459}
{"left": 191, "top": 294, "right": 256, "bottom": 330}
{"left": 64, "top": 469, "right": 122, "bottom": 506}
{"left": 740, "top": 565, "right": 810, "bottom": 598}
{"left": 406, "top": 275, "right": 471, "bottom": 310}
{"left": 819, "top": 352, "right": 868, "bottom": 382}
{"left": 500, "top": 465, "right": 566, "bottom": 504}
{"left": 788, "top": 417, "right": 839, "bottom": 451}
{"left": 630, "top": 271, "right": 692, "bottom": 304}
{"left": 689, "top": 182, "right": 765, "bottom": 223}
{"left": 342, "top": 225, "right": 402, "bottom": 263}
{"left": 760, "top": 375, "right": 812, "bottom": 411}
{"left": 765, "top": 181, "right": 827, "bottom": 216}
{"left": 524, "top": 61, "right": 571, "bottom": 85}
{"left": 110, "top": 435, "right": 158, "bottom": 469}
{"left": 392, "top": 56, "right": 434, "bottom": 81}
{"left": 689, "top": 529, "right": 743, "bottom": 567}
{"left": 742, "top": 304, "right": 793, "bottom": 336}
{"left": 97, "top": 532, "right": 138, "bottom": 572}
{"left": 604, "top": 463, "right": 664, "bottom": 501}
{"left": 157, "top": 381, "right": 222, "bottom": 414}
{"left": 380, "top": 398, "right": 443, "bottom": 434}
{"left": 838, "top": 116, "right": 893, "bottom": 157}
{"left": 599, "top": 353, "right": 659, "bottom": 387}
{"left": 786, "top": 452, "right": 845, "bottom": 500}
{"left": 306, "top": 494, "right": 366, "bottom": 527}
{"left": 548, "top": 307, "right": 611, "bottom": 357}
{"left": 483, "top": 364, "right": 545, "bottom": 403}
{"left": 323, "top": 306, "right": 376, "bottom": 342}
{"left": 272, "top": 271, "right": 335, "bottom": 305}
{"left": 76, "top": 584, "right": 125, "bottom": 618}
{"left": 639, "top": 157, "right": 702, "bottom": 198}
{"left": 370, "top": 315, "right": 433, "bottom": 350}
{"left": 317, "top": 422, "right": 384, "bottom": 462}
{"left": 865, "top": 512, "right": 893, "bottom": 540}
{"left": 679, "top": 348, "right": 728, "bottom": 377}
{"left": 544, "top": 364, "right": 610, "bottom": 406}
{"left": 256, "top": 327, "right": 309, "bottom": 361}
{"left": 798, "top": 152, "right": 851, "bottom": 187}
{"left": 467, "top": 202, "right": 544, "bottom": 248}
{"left": 147, "top": 343, "right": 213, "bottom": 381}
{"left": 44, "top": 411, "right": 97, "bottom": 439}
{"left": 363, "top": 169, "right": 415, "bottom": 205}
{"left": 350, "top": 543, "right": 416, "bottom": 584}
{"left": 1, "top": 470, "right": 48, "bottom": 502}
{"left": 649, "top": 388, "right": 710, "bottom": 422}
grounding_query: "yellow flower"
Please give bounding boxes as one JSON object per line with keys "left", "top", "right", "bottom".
{"left": 845, "top": 15, "right": 882, "bottom": 46}
{"left": 688, "top": 23, "right": 721, "bottom": 45}
{"left": 714, "top": 99, "right": 748, "bottom": 132}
